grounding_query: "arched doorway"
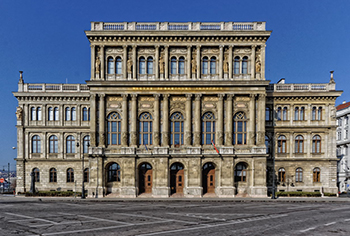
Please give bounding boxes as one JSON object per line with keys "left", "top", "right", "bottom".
{"left": 139, "top": 163, "right": 152, "bottom": 194}
{"left": 202, "top": 162, "right": 215, "bottom": 194}
{"left": 170, "top": 162, "right": 184, "bottom": 195}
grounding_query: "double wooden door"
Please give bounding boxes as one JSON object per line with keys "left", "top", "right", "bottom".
{"left": 170, "top": 169, "right": 184, "bottom": 194}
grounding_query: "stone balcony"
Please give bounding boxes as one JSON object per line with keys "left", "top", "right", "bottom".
{"left": 267, "top": 83, "right": 336, "bottom": 92}
{"left": 18, "top": 83, "right": 90, "bottom": 93}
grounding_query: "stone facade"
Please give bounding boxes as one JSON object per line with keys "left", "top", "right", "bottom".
{"left": 13, "top": 22, "right": 341, "bottom": 198}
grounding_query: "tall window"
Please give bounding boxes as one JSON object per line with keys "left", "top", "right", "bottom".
{"left": 66, "top": 135, "right": 75, "bottom": 153}
{"left": 171, "top": 57, "right": 177, "bottom": 74}
{"left": 278, "top": 168, "right": 286, "bottom": 182}
{"left": 202, "top": 57, "right": 208, "bottom": 74}
{"left": 234, "top": 57, "right": 240, "bottom": 74}
{"left": 317, "top": 107, "right": 322, "bottom": 120}
{"left": 49, "top": 168, "right": 57, "bottom": 182}
{"left": 278, "top": 135, "right": 287, "bottom": 153}
{"left": 345, "top": 116, "right": 349, "bottom": 125}
{"left": 313, "top": 168, "right": 320, "bottom": 182}
{"left": 107, "top": 163, "right": 120, "bottom": 182}
{"left": 234, "top": 163, "right": 247, "bottom": 182}
{"left": 71, "top": 108, "right": 76, "bottom": 121}
{"left": 277, "top": 107, "right": 282, "bottom": 120}
{"left": 65, "top": 107, "right": 70, "bottom": 121}
{"left": 32, "top": 135, "right": 41, "bottom": 153}
{"left": 33, "top": 168, "right": 40, "bottom": 182}
{"left": 170, "top": 112, "right": 184, "bottom": 146}
{"left": 294, "top": 107, "right": 299, "bottom": 121}
{"left": 265, "top": 136, "right": 270, "bottom": 154}
{"left": 295, "top": 168, "right": 303, "bottom": 182}
{"left": 49, "top": 135, "right": 58, "bottom": 153}
{"left": 294, "top": 107, "right": 304, "bottom": 121}
{"left": 179, "top": 57, "right": 185, "bottom": 74}
{"left": 84, "top": 168, "right": 89, "bottom": 182}
{"left": 201, "top": 112, "right": 215, "bottom": 145}
{"left": 83, "top": 135, "right": 90, "bottom": 154}
{"left": 139, "top": 57, "right": 146, "bottom": 74}
{"left": 107, "top": 112, "right": 121, "bottom": 145}
{"left": 147, "top": 57, "right": 153, "bottom": 74}
{"left": 265, "top": 107, "right": 271, "bottom": 121}
{"left": 295, "top": 135, "right": 304, "bottom": 153}
{"left": 300, "top": 107, "right": 305, "bottom": 120}
{"left": 139, "top": 112, "right": 153, "bottom": 145}
{"left": 233, "top": 112, "right": 247, "bottom": 145}
{"left": 67, "top": 168, "right": 74, "bottom": 182}
{"left": 242, "top": 56, "right": 248, "bottom": 74}
{"left": 107, "top": 57, "right": 114, "bottom": 74}
{"left": 31, "top": 107, "right": 36, "bottom": 120}
{"left": 312, "top": 135, "right": 321, "bottom": 153}
{"left": 83, "top": 107, "right": 90, "bottom": 121}
{"left": 210, "top": 57, "right": 216, "bottom": 74}
{"left": 116, "top": 57, "right": 122, "bottom": 74}
{"left": 54, "top": 107, "right": 59, "bottom": 121}
{"left": 312, "top": 107, "right": 316, "bottom": 120}
{"left": 48, "top": 107, "right": 54, "bottom": 121}
{"left": 282, "top": 107, "right": 288, "bottom": 120}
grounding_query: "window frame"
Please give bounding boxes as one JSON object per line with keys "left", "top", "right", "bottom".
{"left": 233, "top": 112, "right": 247, "bottom": 145}
{"left": 139, "top": 112, "right": 153, "bottom": 146}
{"left": 201, "top": 112, "right": 216, "bottom": 145}
{"left": 67, "top": 168, "right": 74, "bottom": 183}
{"left": 107, "top": 112, "right": 122, "bottom": 146}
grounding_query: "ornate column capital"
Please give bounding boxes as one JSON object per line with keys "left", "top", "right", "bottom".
{"left": 249, "top": 94, "right": 257, "bottom": 99}
{"left": 90, "top": 94, "right": 96, "bottom": 99}
{"left": 218, "top": 94, "right": 224, "bottom": 100}
{"left": 219, "top": 45, "right": 224, "bottom": 49}
{"left": 131, "top": 94, "right": 138, "bottom": 100}
{"left": 123, "top": 45, "right": 128, "bottom": 49}
{"left": 186, "top": 94, "right": 192, "bottom": 100}
{"left": 229, "top": 45, "right": 233, "bottom": 48}
{"left": 259, "top": 93, "right": 266, "bottom": 100}
{"left": 227, "top": 94, "right": 234, "bottom": 100}
{"left": 90, "top": 45, "right": 95, "bottom": 49}
{"left": 153, "top": 94, "right": 160, "bottom": 99}
{"left": 155, "top": 45, "right": 159, "bottom": 49}
{"left": 98, "top": 93, "right": 105, "bottom": 99}
{"left": 122, "top": 94, "right": 128, "bottom": 100}
{"left": 163, "top": 94, "right": 169, "bottom": 99}
{"left": 195, "top": 94, "right": 202, "bottom": 100}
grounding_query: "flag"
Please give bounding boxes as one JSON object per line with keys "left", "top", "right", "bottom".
{"left": 144, "top": 143, "right": 148, "bottom": 151}
{"left": 211, "top": 140, "right": 219, "bottom": 154}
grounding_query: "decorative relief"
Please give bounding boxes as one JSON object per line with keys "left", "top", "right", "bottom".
{"left": 140, "top": 97, "right": 155, "bottom": 102}
{"left": 255, "top": 47, "right": 261, "bottom": 73}
{"left": 16, "top": 106, "right": 23, "bottom": 120}
{"left": 191, "top": 49, "right": 197, "bottom": 74}
{"left": 169, "top": 48, "right": 187, "bottom": 54}
{"left": 130, "top": 131, "right": 137, "bottom": 145}
{"left": 171, "top": 97, "right": 186, "bottom": 102}
{"left": 108, "top": 97, "right": 123, "bottom": 102}
{"left": 204, "top": 97, "right": 219, "bottom": 102}
{"left": 202, "top": 48, "right": 219, "bottom": 54}
{"left": 159, "top": 49, "right": 165, "bottom": 74}
{"left": 235, "top": 97, "right": 250, "bottom": 102}
{"left": 138, "top": 48, "right": 155, "bottom": 54}
{"left": 106, "top": 47, "right": 123, "bottom": 53}
{"left": 236, "top": 103, "right": 247, "bottom": 108}
{"left": 127, "top": 57, "right": 132, "bottom": 74}
{"left": 109, "top": 103, "right": 121, "bottom": 108}
{"left": 170, "top": 102, "right": 185, "bottom": 111}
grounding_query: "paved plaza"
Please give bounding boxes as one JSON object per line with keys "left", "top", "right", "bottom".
{"left": 1, "top": 197, "right": 350, "bottom": 235}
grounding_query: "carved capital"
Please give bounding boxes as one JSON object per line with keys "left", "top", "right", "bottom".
{"left": 218, "top": 94, "right": 224, "bottom": 100}
{"left": 153, "top": 94, "right": 160, "bottom": 99}
{"left": 122, "top": 94, "right": 128, "bottom": 100}
{"left": 98, "top": 93, "right": 105, "bottom": 99}
{"left": 227, "top": 94, "right": 234, "bottom": 100}
{"left": 186, "top": 94, "right": 192, "bottom": 100}
{"left": 195, "top": 94, "right": 202, "bottom": 101}
{"left": 163, "top": 94, "right": 169, "bottom": 100}
{"left": 131, "top": 94, "right": 138, "bottom": 100}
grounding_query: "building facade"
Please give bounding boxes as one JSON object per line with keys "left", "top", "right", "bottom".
{"left": 336, "top": 101, "right": 350, "bottom": 193}
{"left": 13, "top": 22, "right": 341, "bottom": 198}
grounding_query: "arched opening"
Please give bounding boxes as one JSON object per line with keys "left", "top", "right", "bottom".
{"left": 202, "top": 162, "right": 215, "bottom": 194}
{"left": 139, "top": 162, "right": 153, "bottom": 194}
{"left": 170, "top": 162, "right": 184, "bottom": 195}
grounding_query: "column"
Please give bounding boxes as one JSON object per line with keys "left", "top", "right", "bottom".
{"left": 132, "top": 45, "right": 137, "bottom": 80}
{"left": 123, "top": 45, "right": 127, "bottom": 79}
{"left": 59, "top": 104, "right": 64, "bottom": 126}
{"left": 121, "top": 94, "right": 128, "bottom": 146}
{"left": 249, "top": 94, "right": 256, "bottom": 146}
{"left": 24, "top": 104, "right": 29, "bottom": 126}
{"left": 251, "top": 45, "right": 256, "bottom": 79}
{"left": 90, "top": 94, "right": 97, "bottom": 146}
{"left": 225, "top": 94, "right": 233, "bottom": 145}
{"left": 100, "top": 45, "right": 105, "bottom": 80}
{"left": 228, "top": 45, "right": 233, "bottom": 79}
{"left": 217, "top": 94, "right": 224, "bottom": 145}
{"left": 99, "top": 94, "right": 105, "bottom": 147}
{"left": 162, "top": 94, "right": 169, "bottom": 146}
{"left": 187, "top": 46, "right": 191, "bottom": 79}
{"left": 164, "top": 46, "right": 169, "bottom": 80}
{"left": 261, "top": 44, "right": 266, "bottom": 80}
{"left": 196, "top": 46, "right": 201, "bottom": 79}
{"left": 257, "top": 94, "right": 266, "bottom": 145}
{"left": 185, "top": 94, "right": 192, "bottom": 146}
{"left": 90, "top": 45, "right": 95, "bottom": 80}
{"left": 153, "top": 94, "right": 160, "bottom": 146}
{"left": 43, "top": 104, "right": 47, "bottom": 126}
{"left": 155, "top": 46, "right": 159, "bottom": 79}
{"left": 219, "top": 45, "right": 224, "bottom": 79}
{"left": 194, "top": 94, "right": 202, "bottom": 146}
{"left": 130, "top": 94, "right": 138, "bottom": 146}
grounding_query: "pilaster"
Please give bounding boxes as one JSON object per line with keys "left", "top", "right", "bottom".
{"left": 155, "top": 46, "right": 159, "bottom": 79}
{"left": 123, "top": 45, "right": 127, "bottom": 79}
{"left": 132, "top": 45, "right": 137, "bottom": 80}
{"left": 90, "top": 45, "right": 95, "bottom": 80}
{"left": 219, "top": 45, "right": 224, "bottom": 79}
{"left": 249, "top": 94, "right": 256, "bottom": 146}
{"left": 196, "top": 46, "right": 201, "bottom": 79}
{"left": 100, "top": 45, "right": 105, "bottom": 80}
{"left": 153, "top": 94, "right": 160, "bottom": 146}
{"left": 90, "top": 94, "right": 97, "bottom": 146}
{"left": 194, "top": 94, "right": 202, "bottom": 146}
{"left": 121, "top": 94, "right": 128, "bottom": 146}
{"left": 98, "top": 94, "right": 105, "bottom": 147}
{"left": 251, "top": 45, "right": 256, "bottom": 79}
{"left": 164, "top": 46, "right": 169, "bottom": 80}
{"left": 162, "top": 94, "right": 169, "bottom": 146}
{"left": 228, "top": 45, "right": 233, "bottom": 79}
{"left": 225, "top": 94, "right": 233, "bottom": 145}
{"left": 185, "top": 94, "right": 192, "bottom": 146}
{"left": 130, "top": 94, "right": 138, "bottom": 146}
{"left": 217, "top": 94, "right": 224, "bottom": 145}
{"left": 187, "top": 46, "right": 191, "bottom": 79}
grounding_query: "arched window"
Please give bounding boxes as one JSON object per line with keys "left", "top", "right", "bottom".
{"left": 282, "top": 107, "right": 288, "bottom": 120}
{"left": 84, "top": 168, "right": 89, "bottom": 182}
{"left": 48, "top": 107, "right": 54, "bottom": 121}
{"left": 83, "top": 107, "right": 90, "bottom": 121}
{"left": 147, "top": 57, "right": 153, "bottom": 74}
{"left": 313, "top": 168, "right": 320, "bottom": 182}
{"left": 295, "top": 135, "right": 304, "bottom": 153}
{"left": 233, "top": 112, "right": 247, "bottom": 145}
{"left": 265, "top": 107, "right": 271, "bottom": 121}
{"left": 49, "top": 135, "right": 58, "bottom": 153}
{"left": 139, "top": 57, "right": 146, "bottom": 74}
{"left": 278, "top": 168, "right": 286, "bottom": 182}
{"left": 265, "top": 136, "right": 270, "bottom": 154}
{"left": 66, "top": 135, "right": 75, "bottom": 153}
{"left": 31, "top": 107, "right": 36, "bottom": 120}
{"left": 234, "top": 57, "right": 240, "bottom": 74}
{"left": 312, "top": 107, "right": 316, "bottom": 120}
{"left": 278, "top": 135, "right": 287, "bottom": 153}
{"left": 139, "top": 112, "right": 153, "bottom": 145}
{"left": 242, "top": 56, "right": 248, "bottom": 74}
{"left": 83, "top": 135, "right": 90, "bottom": 154}
{"left": 179, "top": 57, "right": 185, "bottom": 74}
{"left": 170, "top": 112, "right": 184, "bottom": 146}
{"left": 65, "top": 107, "right": 71, "bottom": 121}
{"left": 210, "top": 57, "right": 216, "bottom": 74}
{"left": 71, "top": 107, "right": 76, "bottom": 121}
{"left": 54, "top": 107, "right": 59, "bottom": 121}
{"left": 202, "top": 57, "right": 208, "bottom": 74}
{"left": 37, "top": 107, "right": 42, "bottom": 121}
{"left": 318, "top": 107, "right": 322, "bottom": 120}
{"left": 295, "top": 168, "right": 303, "bottom": 182}
{"left": 107, "top": 112, "right": 121, "bottom": 145}
{"left": 201, "top": 112, "right": 215, "bottom": 145}
{"left": 49, "top": 168, "right": 57, "bottom": 182}
{"left": 171, "top": 57, "right": 177, "bottom": 74}
{"left": 300, "top": 107, "right": 305, "bottom": 120}
{"left": 67, "top": 168, "right": 74, "bottom": 182}
{"left": 32, "top": 135, "right": 41, "bottom": 153}
{"left": 107, "top": 57, "right": 114, "bottom": 74}
{"left": 107, "top": 163, "right": 120, "bottom": 182}
{"left": 312, "top": 135, "right": 321, "bottom": 153}
{"left": 277, "top": 107, "right": 282, "bottom": 121}
{"left": 116, "top": 57, "right": 122, "bottom": 74}
{"left": 33, "top": 168, "right": 40, "bottom": 182}
{"left": 294, "top": 107, "right": 299, "bottom": 121}
{"left": 235, "top": 163, "right": 247, "bottom": 182}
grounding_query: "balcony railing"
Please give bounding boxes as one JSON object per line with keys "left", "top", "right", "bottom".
{"left": 267, "top": 83, "right": 335, "bottom": 92}
{"left": 20, "top": 84, "right": 89, "bottom": 92}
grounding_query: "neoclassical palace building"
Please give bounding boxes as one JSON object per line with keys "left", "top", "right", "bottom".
{"left": 13, "top": 22, "right": 342, "bottom": 197}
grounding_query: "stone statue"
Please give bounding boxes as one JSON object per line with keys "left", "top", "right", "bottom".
{"left": 127, "top": 57, "right": 132, "bottom": 74}
{"left": 223, "top": 55, "right": 229, "bottom": 73}
{"left": 16, "top": 106, "right": 23, "bottom": 120}
{"left": 191, "top": 54, "right": 197, "bottom": 74}
{"left": 159, "top": 50, "right": 165, "bottom": 74}
{"left": 255, "top": 54, "right": 261, "bottom": 73}
{"left": 95, "top": 57, "right": 101, "bottom": 74}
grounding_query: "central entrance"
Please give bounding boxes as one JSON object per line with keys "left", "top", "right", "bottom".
{"left": 139, "top": 163, "right": 152, "bottom": 194}
{"left": 203, "top": 162, "right": 215, "bottom": 194}
{"left": 170, "top": 162, "right": 184, "bottom": 195}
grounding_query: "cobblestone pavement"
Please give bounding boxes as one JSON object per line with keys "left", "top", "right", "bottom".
{"left": 1, "top": 196, "right": 350, "bottom": 235}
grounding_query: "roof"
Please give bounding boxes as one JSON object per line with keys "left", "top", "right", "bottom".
{"left": 337, "top": 101, "right": 350, "bottom": 111}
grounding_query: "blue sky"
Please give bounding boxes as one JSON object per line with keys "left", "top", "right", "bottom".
{"left": 1, "top": 0, "right": 349, "bottom": 169}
